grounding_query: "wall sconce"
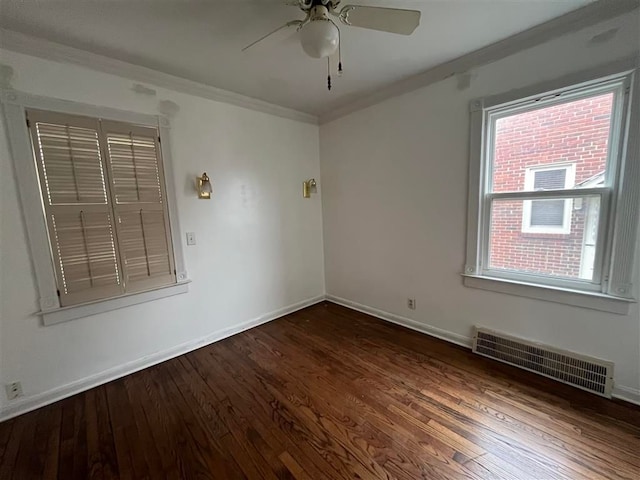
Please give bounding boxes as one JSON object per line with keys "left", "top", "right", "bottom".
{"left": 196, "top": 172, "right": 213, "bottom": 199}
{"left": 303, "top": 178, "right": 317, "bottom": 198}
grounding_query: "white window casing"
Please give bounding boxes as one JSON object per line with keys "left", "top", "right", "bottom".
{"left": 1, "top": 89, "right": 189, "bottom": 325}
{"left": 464, "top": 57, "right": 639, "bottom": 314}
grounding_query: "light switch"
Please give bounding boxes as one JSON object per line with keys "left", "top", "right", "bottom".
{"left": 186, "top": 232, "right": 196, "bottom": 246}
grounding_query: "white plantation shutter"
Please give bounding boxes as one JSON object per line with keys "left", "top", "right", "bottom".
{"left": 28, "top": 110, "right": 124, "bottom": 305}
{"left": 35, "top": 122, "right": 109, "bottom": 205}
{"left": 101, "top": 121, "right": 175, "bottom": 292}
{"left": 106, "top": 128, "right": 163, "bottom": 203}
{"left": 49, "top": 210, "right": 122, "bottom": 301}
{"left": 119, "top": 210, "right": 173, "bottom": 282}
{"left": 27, "top": 110, "right": 177, "bottom": 307}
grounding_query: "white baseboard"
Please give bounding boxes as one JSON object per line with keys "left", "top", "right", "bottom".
{"left": 4, "top": 294, "right": 637, "bottom": 421}
{"left": 326, "top": 295, "right": 640, "bottom": 408}
{"left": 0, "top": 295, "right": 325, "bottom": 422}
{"left": 612, "top": 385, "right": 640, "bottom": 407}
{"left": 325, "top": 294, "right": 472, "bottom": 348}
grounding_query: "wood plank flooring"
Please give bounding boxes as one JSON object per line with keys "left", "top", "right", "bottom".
{"left": 1, "top": 301, "right": 639, "bottom": 479}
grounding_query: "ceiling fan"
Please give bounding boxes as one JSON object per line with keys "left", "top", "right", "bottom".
{"left": 242, "top": 0, "right": 421, "bottom": 90}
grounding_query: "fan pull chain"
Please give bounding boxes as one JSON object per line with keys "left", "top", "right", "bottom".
{"left": 327, "top": 57, "right": 332, "bottom": 91}
{"left": 337, "top": 26, "right": 343, "bottom": 76}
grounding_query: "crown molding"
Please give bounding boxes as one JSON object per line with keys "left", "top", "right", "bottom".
{"left": 319, "top": 0, "right": 640, "bottom": 124}
{"left": 1, "top": 0, "right": 636, "bottom": 126}
{"left": 0, "top": 28, "right": 318, "bottom": 125}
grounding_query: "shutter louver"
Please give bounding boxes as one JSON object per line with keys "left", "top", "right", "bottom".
{"left": 118, "top": 210, "right": 173, "bottom": 288}
{"left": 28, "top": 110, "right": 124, "bottom": 306}
{"left": 102, "top": 121, "right": 176, "bottom": 292}
{"left": 107, "top": 132, "right": 163, "bottom": 204}
{"left": 35, "top": 123, "right": 108, "bottom": 205}
{"left": 50, "top": 211, "right": 122, "bottom": 301}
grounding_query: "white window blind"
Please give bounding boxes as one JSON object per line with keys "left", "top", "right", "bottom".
{"left": 522, "top": 164, "right": 575, "bottom": 234}
{"left": 530, "top": 199, "right": 565, "bottom": 227}
{"left": 27, "top": 109, "right": 176, "bottom": 307}
{"left": 531, "top": 170, "right": 567, "bottom": 227}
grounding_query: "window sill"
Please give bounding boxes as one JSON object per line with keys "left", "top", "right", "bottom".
{"left": 520, "top": 232, "right": 571, "bottom": 239}
{"left": 462, "top": 274, "right": 634, "bottom": 315}
{"left": 40, "top": 280, "right": 191, "bottom": 326}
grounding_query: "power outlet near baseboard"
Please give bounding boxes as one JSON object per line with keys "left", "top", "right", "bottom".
{"left": 407, "top": 298, "right": 416, "bottom": 310}
{"left": 5, "top": 382, "right": 23, "bottom": 400}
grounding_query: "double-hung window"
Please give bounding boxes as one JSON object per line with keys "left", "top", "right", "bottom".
{"left": 464, "top": 65, "right": 639, "bottom": 312}
{"left": 27, "top": 109, "right": 177, "bottom": 307}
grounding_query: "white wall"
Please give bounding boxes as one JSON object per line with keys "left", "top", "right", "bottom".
{"left": 320, "top": 13, "right": 640, "bottom": 401}
{"left": 0, "top": 49, "right": 325, "bottom": 414}
{"left": 1, "top": 11, "right": 639, "bottom": 418}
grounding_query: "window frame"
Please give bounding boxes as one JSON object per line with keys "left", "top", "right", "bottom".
{"left": 521, "top": 163, "right": 576, "bottom": 235}
{"left": 1, "top": 89, "right": 189, "bottom": 325}
{"left": 464, "top": 59, "right": 639, "bottom": 314}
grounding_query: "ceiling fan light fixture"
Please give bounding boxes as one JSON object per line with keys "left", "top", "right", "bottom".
{"left": 300, "top": 19, "right": 339, "bottom": 59}
{"left": 242, "top": 2, "right": 421, "bottom": 89}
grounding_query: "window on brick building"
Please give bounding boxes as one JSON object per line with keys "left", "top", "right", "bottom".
{"left": 464, "top": 66, "right": 639, "bottom": 311}
{"left": 522, "top": 164, "right": 575, "bottom": 234}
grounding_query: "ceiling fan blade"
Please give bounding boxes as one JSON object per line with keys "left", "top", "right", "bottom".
{"left": 337, "top": 5, "right": 420, "bottom": 35}
{"left": 242, "top": 19, "right": 304, "bottom": 52}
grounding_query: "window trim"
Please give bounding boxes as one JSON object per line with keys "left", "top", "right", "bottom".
{"left": 1, "top": 89, "right": 189, "bottom": 325}
{"left": 482, "top": 86, "right": 620, "bottom": 290}
{"left": 521, "top": 163, "right": 576, "bottom": 235}
{"left": 40, "top": 281, "right": 190, "bottom": 325}
{"left": 464, "top": 58, "right": 639, "bottom": 314}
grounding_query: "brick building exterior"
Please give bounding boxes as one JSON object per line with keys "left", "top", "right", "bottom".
{"left": 489, "top": 93, "right": 613, "bottom": 279}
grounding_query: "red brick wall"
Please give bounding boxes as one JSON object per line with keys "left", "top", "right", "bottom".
{"left": 488, "top": 93, "right": 612, "bottom": 279}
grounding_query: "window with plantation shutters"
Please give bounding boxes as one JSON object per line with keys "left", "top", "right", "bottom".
{"left": 27, "top": 109, "right": 176, "bottom": 307}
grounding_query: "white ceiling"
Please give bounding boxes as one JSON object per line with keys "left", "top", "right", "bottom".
{"left": 0, "top": 0, "right": 594, "bottom": 116}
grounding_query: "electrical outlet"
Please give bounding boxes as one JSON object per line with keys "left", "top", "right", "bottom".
{"left": 407, "top": 298, "right": 416, "bottom": 310}
{"left": 186, "top": 232, "right": 196, "bottom": 246}
{"left": 5, "top": 382, "right": 23, "bottom": 400}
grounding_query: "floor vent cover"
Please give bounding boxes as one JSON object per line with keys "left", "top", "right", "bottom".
{"left": 472, "top": 327, "right": 614, "bottom": 397}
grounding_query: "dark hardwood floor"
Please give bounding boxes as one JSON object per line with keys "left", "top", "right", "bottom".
{"left": 1, "top": 302, "right": 639, "bottom": 479}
